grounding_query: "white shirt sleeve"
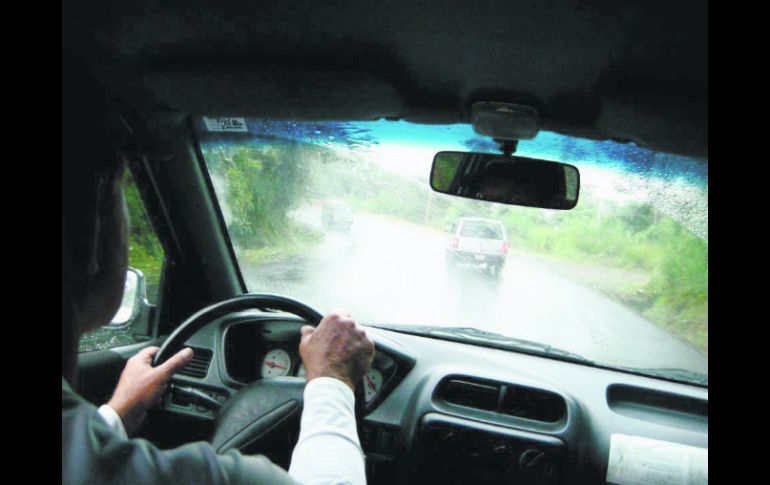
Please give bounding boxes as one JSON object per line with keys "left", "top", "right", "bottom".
{"left": 97, "top": 404, "right": 129, "bottom": 440}
{"left": 289, "top": 377, "right": 366, "bottom": 485}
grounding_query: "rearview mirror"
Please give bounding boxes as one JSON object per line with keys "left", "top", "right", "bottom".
{"left": 430, "top": 152, "right": 580, "bottom": 210}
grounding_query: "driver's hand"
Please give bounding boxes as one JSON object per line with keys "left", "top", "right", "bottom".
{"left": 299, "top": 312, "right": 375, "bottom": 392}
{"left": 107, "top": 346, "right": 194, "bottom": 436}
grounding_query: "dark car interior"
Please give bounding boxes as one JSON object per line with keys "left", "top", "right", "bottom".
{"left": 64, "top": 1, "right": 707, "bottom": 484}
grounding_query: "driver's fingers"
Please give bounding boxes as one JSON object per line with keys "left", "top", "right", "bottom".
{"left": 156, "top": 347, "right": 194, "bottom": 379}
{"left": 300, "top": 325, "right": 315, "bottom": 340}
{"left": 134, "top": 346, "right": 161, "bottom": 365}
{"left": 328, "top": 309, "right": 352, "bottom": 319}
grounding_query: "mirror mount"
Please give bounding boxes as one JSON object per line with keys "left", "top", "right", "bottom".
{"left": 471, "top": 102, "right": 540, "bottom": 140}
{"left": 494, "top": 139, "right": 519, "bottom": 158}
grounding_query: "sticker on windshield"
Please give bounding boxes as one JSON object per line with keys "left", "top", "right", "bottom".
{"left": 203, "top": 117, "right": 249, "bottom": 133}
{"left": 606, "top": 434, "right": 707, "bottom": 485}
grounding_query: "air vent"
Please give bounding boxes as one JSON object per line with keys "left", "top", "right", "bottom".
{"left": 177, "top": 348, "right": 213, "bottom": 379}
{"left": 438, "top": 378, "right": 501, "bottom": 411}
{"left": 606, "top": 384, "right": 707, "bottom": 433}
{"left": 499, "top": 384, "right": 566, "bottom": 423}
{"left": 436, "top": 376, "right": 567, "bottom": 424}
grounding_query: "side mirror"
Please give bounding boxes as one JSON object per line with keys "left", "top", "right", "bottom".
{"left": 109, "top": 267, "right": 149, "bottom": 327}
{"left": 430, "top": 151, "right": 580, "bottom": 210}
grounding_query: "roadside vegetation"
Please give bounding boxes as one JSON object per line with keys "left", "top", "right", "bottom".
{"left": 499, "top": 197, "right": 708, "bottom": 353}
{"left": 203, "top": 143, "right": 326, "bottom": 265}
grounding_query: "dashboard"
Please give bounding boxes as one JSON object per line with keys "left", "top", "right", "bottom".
{"left": 162, "top": 310, "right": 708, "bottom": 485}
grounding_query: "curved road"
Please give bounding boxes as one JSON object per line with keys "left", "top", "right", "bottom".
{"left": 240, "top": 207, "right": 707, "bottom": 376}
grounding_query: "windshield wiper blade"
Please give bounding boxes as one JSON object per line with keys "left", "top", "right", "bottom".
{"left": 436, "top": 327, "right": 595, "bottom": 363}
{"left": 368, "top": 324, "right": 593, "bottom": 364}
{"left": 369, "top": 325, "right": 706, "bottom": 386}
{"left": 613, "top": 366, "right": 708, "bottom": 386}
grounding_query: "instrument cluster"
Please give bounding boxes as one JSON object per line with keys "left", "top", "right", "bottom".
{"left": 259, "top": 346, "right": 384, "bottom": 402}
{"left": 224, "top": 321, "right": 392, "bottom": 405}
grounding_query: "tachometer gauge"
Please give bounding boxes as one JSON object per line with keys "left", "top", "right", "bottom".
{"left": 261, "top": 349, "right": 291, "bottom": 377}
{"left": 363, "top": 368, "right": 383, "bottom": 402}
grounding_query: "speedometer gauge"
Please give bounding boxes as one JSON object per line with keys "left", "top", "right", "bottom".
{"left": 363, "top": 368, "right": 383, "bottom": 402}
{"left": 261, "top": 349, "right": 291, "bottom": 377}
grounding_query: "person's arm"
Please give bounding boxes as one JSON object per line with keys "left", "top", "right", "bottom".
{"left": 63, "top": 377, "right": 300, "bottom": 485}
{"left": 97, "top": 403, "right": 128, "bottom": 439}
{"left": 288, "top": 313, "right": 374, "bottom": 485}
{"left": 289, "top": 378, "right": 365, "bottom": 485}
{"left": 105, "top": 345, "right": 194, "bottom": 436}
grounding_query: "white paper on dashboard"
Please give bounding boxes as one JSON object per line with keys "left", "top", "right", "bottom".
{"left": 606, "top": 434, "right": 707, "bottom": 485}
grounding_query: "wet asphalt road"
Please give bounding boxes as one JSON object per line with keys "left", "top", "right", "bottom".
{"left": 240, "top": 207, "right": 707, "bottom": 375}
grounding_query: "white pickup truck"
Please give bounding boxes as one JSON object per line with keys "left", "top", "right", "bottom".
{"left": 445, "top": 217, "right": 509, "bottom": 278}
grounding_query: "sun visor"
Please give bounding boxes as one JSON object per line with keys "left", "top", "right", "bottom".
{"left": 142, "top": 68, "right": 407, "bottom": 120}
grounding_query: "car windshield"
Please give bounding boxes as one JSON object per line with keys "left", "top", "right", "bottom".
{"left": 196, "top": 117, "right": 708, "bottom": 385}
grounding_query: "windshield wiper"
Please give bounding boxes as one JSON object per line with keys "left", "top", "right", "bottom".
{"left": 612, "top": 366, "right": 708, "bottom": 387}
{"left": 368, "top": 324, "right": 707, "bottom": 386}
{"left": 368, "top": 324, "right": 594, "bottom": 365}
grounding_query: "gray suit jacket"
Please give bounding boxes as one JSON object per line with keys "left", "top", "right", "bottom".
{"left": 62, "top": 377, "right": 299, "bottom": 484}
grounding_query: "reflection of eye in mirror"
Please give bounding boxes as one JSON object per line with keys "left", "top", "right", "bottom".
{"left": 430, "top": 151, "right": 580, "bottom": 210}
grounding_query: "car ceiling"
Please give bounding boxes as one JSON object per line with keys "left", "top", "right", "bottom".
{"left": 63, "top": 0, "right": 708, "bottom": 158}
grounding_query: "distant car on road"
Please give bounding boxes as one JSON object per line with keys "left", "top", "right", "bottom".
{"left": 445, "top": 217, "right": 509, "bottom": 277}
{"left": 322, "top": 200, "right": 354, "bottom": 232}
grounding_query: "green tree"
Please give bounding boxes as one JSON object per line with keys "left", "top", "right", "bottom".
{"left": 219, "top": 143, "right": 309, "bottom": 248}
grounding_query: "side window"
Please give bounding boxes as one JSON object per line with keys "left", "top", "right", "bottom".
{"left": 124, "top": 172, "right": 164, "bottom": 304}
{"left": 79, "top": 171, "right": 165, "bottom": 352}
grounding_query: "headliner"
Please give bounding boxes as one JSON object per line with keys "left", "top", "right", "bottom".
{"left": 62, "top": 0, "right": 708, "bottom": 158}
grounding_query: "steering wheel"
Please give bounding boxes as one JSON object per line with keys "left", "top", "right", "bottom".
{"left": 153, "top": 294, "right": 366, "bottom": 455}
